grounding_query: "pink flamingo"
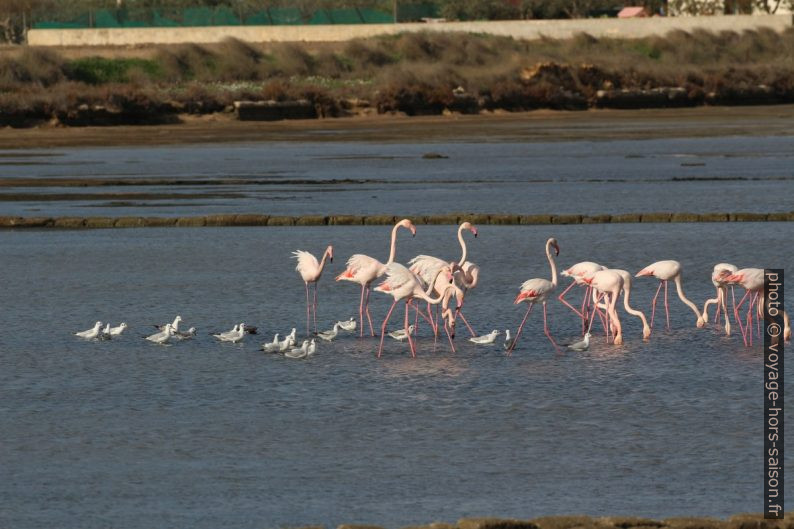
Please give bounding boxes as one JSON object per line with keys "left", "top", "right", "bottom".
{"left": 635, "top": 260, "right": 705, "bottom": 331}
{"left": 723, "top": 268, "right": 764, "bottom": 346}
{"left": 558, "top": 261, "right": 605, "bottom": 335}
{"left": 598, "top": 269, "right": 651, "bottom": 340}
{"left": 508, "top": 237, "right": 560, "bottom": 354}
{"left": 584, "top": 269, "right": 624, "bottom": 345}
{"left": 701, "top": 263, "right": 738, "bottom": 336}
{"left": 784, "top": 311, "right": 791, "bottom": 342}
{"left": 374, "top": 262, "right": 455, "bottom": 357}
{"left": 336, "top": 219, "right": 416, "bottom": 337}
{"left": 292, "top": 245, "right": 333, "bottom": 337}
{"left": 409, "top": 221, "right": 479, "bottom": 337}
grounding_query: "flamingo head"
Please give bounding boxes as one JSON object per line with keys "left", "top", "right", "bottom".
{"left": 548, "top": 238, "right": 560, "bottom": 256}
{"left": 326, "top": 245, "right": 334, "bottom": 262}
{"left": 461, "top": 222, "right": 478, "bottom": 238}
{"left": 398, "top": 218, "right": 417, "bottom": 237}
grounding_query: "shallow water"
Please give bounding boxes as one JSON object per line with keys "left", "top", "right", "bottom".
{"left": 1, "top": 223, "right": 790, "bottom": 528}
{"left": 1, "top": 134, "right": 793, "bottom": 217}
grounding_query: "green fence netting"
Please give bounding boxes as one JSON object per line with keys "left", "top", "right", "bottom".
{"left": 31, "top": 4, "right": 448, "bottom": 29}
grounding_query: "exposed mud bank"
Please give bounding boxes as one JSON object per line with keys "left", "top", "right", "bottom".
{"left": 1, "top": 211, "right": 791, "bottom": 229}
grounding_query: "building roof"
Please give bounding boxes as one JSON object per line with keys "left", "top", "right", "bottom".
{"left": 617, "top": 6, "right": 649, "bottom": 17}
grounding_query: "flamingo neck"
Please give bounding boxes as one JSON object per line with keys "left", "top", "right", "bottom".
{"left": 386, "top": 223, "right": 402, "bottom": 264}
{"left": 425, "top": 267, "right": 448, "bottom": 297}
{"left": 546, "top": 241, "right": 558, "bottom": 287}
{"left": 674, "top": 274, "right": 703, "bottom": 322}
{"left": 318, "top": 248, "right": 331, "bottom": 274}
{"left": 622, "top": 282, "right": 650, "bottom": 330}
{"left": 457, "top": 224, "right": 468, "bottom": 266}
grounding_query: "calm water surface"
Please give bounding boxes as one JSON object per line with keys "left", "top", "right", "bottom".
{"left": 1, "top": 223, "right": 791, "bottom": 528}
{"left": 1, "top": 135, "right": 793, "bottom": 217}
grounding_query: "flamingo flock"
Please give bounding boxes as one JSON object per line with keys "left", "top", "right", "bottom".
{"left": 74, "top": 218, "right": 790, "bottom": 356}
{"left": 292, "top": 218, "right": 791, "bottom": 356}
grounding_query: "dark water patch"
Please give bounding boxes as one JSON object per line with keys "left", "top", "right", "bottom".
{"left": 0, "top": 192, "right": 245, "bottom": 202}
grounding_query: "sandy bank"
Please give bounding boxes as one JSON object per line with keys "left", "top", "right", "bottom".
{"left": 1, "top": 105, "right": 793, "bottom": 149}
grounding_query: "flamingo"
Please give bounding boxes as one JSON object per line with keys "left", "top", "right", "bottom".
{"left": 701, "top": 263, "right": 738, "bottom": 336}
{"left": 374, "top": 262, "right": 455, "bottom": 358}
{"left": 635, "top": 260, "right": 705, "bottom": 331}
{"left": 336, "top": 219, "right": 416, "bottom": 337}
{"left": 601, "top": 268, "right": 651, "bottom": 340}
{"left": 723, "top": 268, "right": 764, "bottom": 346}
{"left": 558, "top": 261, "right": 605, "bottom": 335}
{"left": 584, "top": 269, "right": 624, "bottom": 345}
{"left": 409, "top": 221, "right": 479, "bottom": 337}
{"left": 293, "top": 245, "right": 334, "bottom": 336}
{"left": 508, "top": 237, "right": 560, "bottom": 354}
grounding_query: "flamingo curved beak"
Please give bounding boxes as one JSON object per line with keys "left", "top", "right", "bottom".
{"left": 471, "top": 227, "right": 478, "bottom": 237}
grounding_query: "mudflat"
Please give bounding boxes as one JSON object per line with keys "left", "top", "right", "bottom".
{"left": 2, "top": 105, "right": 793, "bottom": 149}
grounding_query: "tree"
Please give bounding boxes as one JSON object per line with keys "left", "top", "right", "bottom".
{"left": 0, "top": 0, "right": 54, "bottom": 43}
{"left": 437, "top": 0, "right": 521, "bottom": 20}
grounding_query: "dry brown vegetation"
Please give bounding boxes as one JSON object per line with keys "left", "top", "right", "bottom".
{"left": 1, "top": 28, "right": 794, "bottom": 126}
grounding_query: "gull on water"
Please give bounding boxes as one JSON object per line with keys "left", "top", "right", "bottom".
{"left": 307, "top": 339, "right": 316, "bottom": 356}
{"left": 214, "top": 323, "right": 246, "bottom": 343}
{"left": 278, "top": 331, "right": 297, "bottom": 352}
{"left": 175, "top": 327, "right": 196, "bottom": 340}
{"left": 146, "top": 324, "right": 174, "bottom": 345}
{"left": 285, "top": 340, "right": 310, "bottom": 359}
{"left": 336, "top": 318, "right": 356, "bottom": 332}
{"left": 101, "top": 323, "right": 113, "bottom": 340}
{"left": 317, "top": 323, "right": 340, "bottom": 342}
{"left": 156, "top": 315, "right": 182, "bottom": 332}
{"left": 108, "top": 322, "right": 128, "bottom": 336}
{"left": 566, "top": 332, "right": 591, "bottom": 352}
{"left": 469, "top": 329, "right": 501, "bottom": 345}
{"left": 503, "top": 329, "right": 515, "bottom": 351}
{"left": 388, "top": 325, "right": 415, "bottom": 341}
{"left": 75, "top": 321, "right": 102, "bottom": 340}
{"left": 262, "top": 334, "right": 281, "bottom": 352}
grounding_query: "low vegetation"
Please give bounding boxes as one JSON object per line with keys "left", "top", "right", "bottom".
{"left": 1, "top": 28, "right": 794, "bottom": 126}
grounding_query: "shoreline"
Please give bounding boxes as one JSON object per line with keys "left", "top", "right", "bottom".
{"left": 1, "top": 211, "right": 791, "bottom": 229}
{"left": 274, "top": 514, "right": 789, "bottom": 529}
{"left": 1, "top": 105, "right": 794, "bottom": 149}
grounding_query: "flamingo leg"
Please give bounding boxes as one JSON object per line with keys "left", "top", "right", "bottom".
{"left": 365, "top": 286, "right": 375, "bottom": 337}
{"left": 358, "top": 284, "right": 366, "bottom": 338}
{"left": 405, "top": 300, "right": 416, "bottom": 357}
{"left": 457, "top": 310, "right": 476, "bottom": 338}
{"left": 414, "top": 305, "right": 419, "bottom": 335}
{"left": 508, "top": 303, "right": 534, "bottom": 355}
{"left": 649, "top": 281, "right": 663, "bottom": 330}
{"left": 305, "top": 282, "right": 311, "bottom": 338}
{"left": 581, "top": 286, "right": 591, "bottom": 335}
{"left": 754, "top": 293, "right": 761, "bottom": 339}
{"left": 313, "top": 282, "right": 318, "bottom": 335}
{"left": 734, "top": 290, "right": 750, "bottom": 344}
{"left": 714, "top": 289, "right": 722, "bottom": 325}
{"left": 444, "top": 321, "right": 457, "bottom": 353}
{"left": 558, "top": 281, "right": 584, "bottom": 319}
{"left": 663, "top": 280, "right": 670, "bottom": 331}
{"left": 542, "top": 302, "right": 560, "bottom": 352}
{"left": 377, "top": 299, "right": 399, "bottom": 358}
{"left": 413, "top": 305, "right": 435, "bottom": 328}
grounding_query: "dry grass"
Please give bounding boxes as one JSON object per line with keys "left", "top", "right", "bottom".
{"left": 1, "top": 30, "right": 794, "bottom": 126}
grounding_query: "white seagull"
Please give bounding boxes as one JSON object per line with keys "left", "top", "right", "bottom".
{"left": 307, "top": 339, "right": 316, "bottom": 356}
{"left": 317, "top": 323, "right": 340, "bottom": 342}
{"left": 336, "top": 318, "right": 357, "bottom": 332}
{"left": 100, "top": 323, "right": 113, "bottom": 340}
{"left": 285, "top": 340, "right": 310, "bottom": 359}
{"left": 75, "top": 321, "right": 103, "bottom": 340}
{"left": 175, "top": 327, "right": 196, "bottom": 340}
{"left": 214, "top": 323, "right": 246, "bottom": 343}
{"left": 278, "top": 332, "right": 296, "bottom": 352}
{"left": 108, "top": 322, "right": 128, "bottom": 336}
{"left": 262, "top": 334, "right": 281, "bottom": 352}
{"left": 156, "top": 315, "right": 182, "bottom": 332}
{"left": 388, "top": 325, "right": 415, "bottom": 341}
{"left": 469, "top": 329, "right": 501, "bottom": 345}
{"left": 566, "top": 332, "right": 591, "bottom": 352}
{"left": 146, "top": 323, "right": 174, "bottom": 345}
{"left": 503, "top": 329, "right": 515, "bottom": 351}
